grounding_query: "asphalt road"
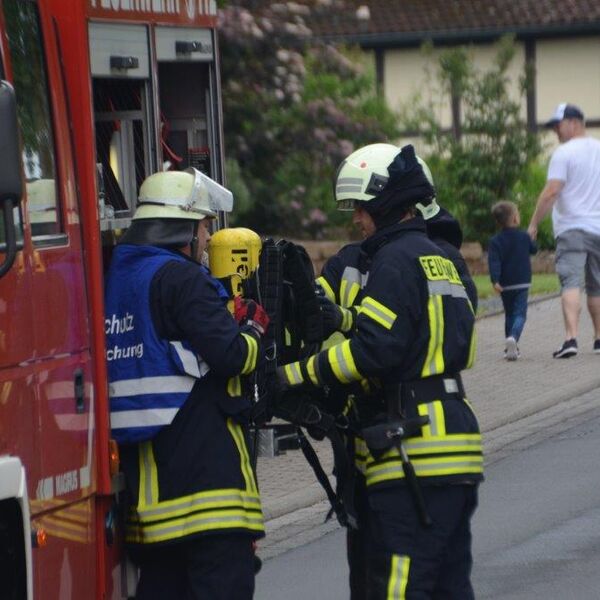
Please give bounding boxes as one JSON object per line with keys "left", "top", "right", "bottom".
{"left": 256, "top": 401, "right": 600, "bottom": 599}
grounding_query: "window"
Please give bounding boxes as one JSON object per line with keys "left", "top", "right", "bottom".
{"left": 94, "top": 78, "right": 152, "bottom": 216}
{"left": 3, "top": 0, "right": 62, "bottom": 240}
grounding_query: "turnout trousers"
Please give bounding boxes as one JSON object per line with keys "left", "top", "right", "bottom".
{"left": 134, "top": 533, "right": 256, "bottom": 600}
{"left": 366, "top": 484, "right": 478, "bottom": 600}
{"left": 347, "top": 473, "right": 369, "bottom": 599}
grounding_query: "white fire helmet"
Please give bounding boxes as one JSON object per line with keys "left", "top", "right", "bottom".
{"left": 133, "top": 168, "right": 233, "bottom": 221}
{"left": 334, "top": 143, "right": 439, "bottom": 219}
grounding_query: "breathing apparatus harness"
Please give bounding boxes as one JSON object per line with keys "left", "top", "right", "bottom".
{"left": 208, "top": 230, "right": 355, "bottom": 527}
{"left": 242, "top": 238, "right": 355, "bottom": 528}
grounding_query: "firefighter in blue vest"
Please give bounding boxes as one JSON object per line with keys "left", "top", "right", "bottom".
{"left": 279, "top": 144, "right": 482, "bottom": 599}
{"left": 316, "top": 154, "right": 478, "bottom": 599}
{"left": 105, "top": 168, "right": 269, "bottom": 600}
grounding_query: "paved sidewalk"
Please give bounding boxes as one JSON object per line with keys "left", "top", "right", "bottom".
{"left": 256, "top": 295, "right": 600, "bottom": 522}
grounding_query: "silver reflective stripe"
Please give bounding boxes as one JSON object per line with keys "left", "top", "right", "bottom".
{"left": 336, "top": 185, "right": 362, "bottom": 194}
{"left": 426, "top": 297, "right": 443, "bottom": 375}
{"left": 289, "top": 362, "right": 303, "bottom": 385}
{"left": 337, "top": 177, "right": 363, "bottom": 185}
{"left": 142, "top": 513, "right": 264, "bottom": 542}
{"left": 415, "top": 458, "right": 483, "bottom": 472}
{"left": 110, "top": 375, "right": 196, "bottom": 397}
{"left": 341, "top": 266, "right": 368, "bottom": 307}
{"left": 427, "top": 281, "right": 468, "bottom": 299}
{"left": 111, "top": 408, "right": 179, "bottom": 431}
{"left": 334, "top": 344, "right": 355, "bottom": 382}
{"left": 388, "top": 555, "right": 410, "bottom": 599}
{"left": 368, "top": 457, "right": 483, "bottom": 480}
{"left": 138, "top": 492, "right": 261, "bottom": 520}
{"left": 444, "top": 378, "right": 459, "bottom": 394}
{"left": 404, "top": 437, "right": 481, "bottom": 452}
{"left": 424, "top": 402, "right": 441, "bottom": 436}
{"left": 362, "top": 298, "right": 395, "bottom": 329}
{"left": 170, "top": 341, "right": 210, "bottom": 378}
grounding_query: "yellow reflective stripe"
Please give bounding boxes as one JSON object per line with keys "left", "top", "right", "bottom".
{"left": 39, "top": 515, "right": 90, "bottom": 543}
{"left": 366, "top": 455, "right": 484, "bottom": 486}
{"left": 421, "top": 295, "right": 445, "bottom": 376}
{"left": 463, "top": 396, "right": 476, "bottom": 414}
{"left": 404, "top": 435, "right": 481, "bottom": 455}
{"left": 418, "top": 400, "right": 446, "bottom": 437}
{"left": 139, "top": 441, "right": 159, "bottom": 508}
{"left": 387, "top": 554, "right": 410, "bottom": 599}
{"left": 466, "top": 327, "right": 477, "bottom": 369}
{"left": 284, "top": 362, "right": 304, "bottom": 385}
{"left": 354, "top": 436, "right": 368, "bottom": 474}
{"left": 361, "top": 296, "right": 397, "bottom": 330}
{"left": 241, "top": 333, "right": 258, "bottom": 374}
{"left": 316, "top": 276, "right": 336, "bottom": 302}
{"left": 227, "top": 418, "right": 258, "bottom": 494}
{"left": 227, "top": 376, "right": 242, "bottom": 397}
{"left": 340, "top": 267, "right": 365, "bottom": 307}
{"left": 359, "top": 378, "right": 371, "bottom": 394}
{"left": 306, "top": 356, "right": 320, "bottom": 385}
{"left": 126, "top": 507, "right": 265, "bottom": 544}
{"left": 340, "top": 307, "right": 354, "bottom": 332}
{"left": 364, "top": 434, "right": 483, "bottom": 465}
{"left": 342, "top": 281, "right": 361, "bottom": 308}
{"left": 327, "top": 340, "right": 361, "bottom": 383}
{"left": 133, "top": 488, "right": 261, "bottom": 522}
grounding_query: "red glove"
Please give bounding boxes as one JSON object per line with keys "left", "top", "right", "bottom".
{"left": 233, "top": 296, "right": 270, "bottom": 336}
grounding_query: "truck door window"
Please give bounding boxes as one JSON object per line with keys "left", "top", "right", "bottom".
{"left": 2, "top": 0, "right": 62, "bottom": 241}
{"left": 94, "top": 78, "right": 152, "bottom": 217}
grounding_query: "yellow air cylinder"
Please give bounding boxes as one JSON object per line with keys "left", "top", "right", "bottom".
{"left": 208, "top": 228, "right": 262, "bottom": 310}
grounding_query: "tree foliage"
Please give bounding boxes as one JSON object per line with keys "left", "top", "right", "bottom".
{"left": 218, "top": 2, "right": 399, "bottom": 237}
{"left": 400, "top": 36, "right": 542, "bottom": 246}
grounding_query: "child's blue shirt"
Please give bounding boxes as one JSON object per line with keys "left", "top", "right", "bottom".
{"left": 488, "top": 227, "right": 537, "bottom": 289}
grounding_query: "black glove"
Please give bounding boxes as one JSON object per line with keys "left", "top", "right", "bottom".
{"left": 318, "top": 295, "right": 355, "bottom": 338}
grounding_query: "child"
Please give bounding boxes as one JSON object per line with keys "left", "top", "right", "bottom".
{"left": 488, "top": 201, "right": 538, "bottom": 360}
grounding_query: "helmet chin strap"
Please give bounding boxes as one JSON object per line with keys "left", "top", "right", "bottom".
{"left": 190, "top": 235, "right": 200, "bottom": 261}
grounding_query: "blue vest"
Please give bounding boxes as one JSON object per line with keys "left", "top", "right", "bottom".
{"left": 105, "top": 245, "right": 227, "bottom": 444}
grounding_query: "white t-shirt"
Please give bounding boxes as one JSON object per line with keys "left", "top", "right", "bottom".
{"left": 547, "top": 136, "right": 600, "bottom": 237}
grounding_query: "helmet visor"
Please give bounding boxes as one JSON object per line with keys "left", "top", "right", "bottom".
{"left": 186, "top": 168, "right": 234, "bottom": 214}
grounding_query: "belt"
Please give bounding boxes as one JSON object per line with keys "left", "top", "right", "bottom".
{"left": 400, "top": 374, "right": 465, "bottom": 404}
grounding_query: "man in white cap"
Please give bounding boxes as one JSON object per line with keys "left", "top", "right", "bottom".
{"left": 528, "top": 103, "right": 600, "bottom": 358}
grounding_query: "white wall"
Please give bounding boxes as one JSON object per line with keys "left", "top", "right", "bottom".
{"left": 536, "top": 36, "right": 600, "bottom": 125}
{"left": 383, "top": 40, "right": 527, "bottom": 127}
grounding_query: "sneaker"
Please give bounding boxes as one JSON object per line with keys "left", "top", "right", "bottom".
{"left": 594, "top": 339, "right": 600, "bottom": 354}
{"left": 505, "top": 336, "right": 518, "bottom": 361}
{"left": 553, "top": 338, "right": 578, "bottom": 358}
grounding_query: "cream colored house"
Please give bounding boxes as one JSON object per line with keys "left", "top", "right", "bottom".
{"left": 310, "top": 0, "right": 600, "bottom": 148}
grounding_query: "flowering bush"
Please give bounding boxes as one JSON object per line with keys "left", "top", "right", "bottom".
{"left": 219, "top": 1, "right": 399, "bottom": 237}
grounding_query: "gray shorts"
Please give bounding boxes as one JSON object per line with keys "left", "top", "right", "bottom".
{"left": 555, "top": 229, "right": 600, "bottom": 296}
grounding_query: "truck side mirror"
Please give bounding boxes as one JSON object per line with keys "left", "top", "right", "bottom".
{"left": 0, "top": 80, "right": 22, "bottom": 278}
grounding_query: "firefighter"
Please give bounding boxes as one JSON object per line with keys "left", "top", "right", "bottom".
{"left": 279, "top": 144, "right": 482, "bottom": 598}
{"left": 105, "top": 168, "right": 269, "bottom": 600}
{"left": 316, "top": 154, "right": 478, "bottom": 598}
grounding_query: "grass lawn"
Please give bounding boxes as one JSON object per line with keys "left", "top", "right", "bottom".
{"left": 473, "top": 273, "right": 560, "bottom": 300}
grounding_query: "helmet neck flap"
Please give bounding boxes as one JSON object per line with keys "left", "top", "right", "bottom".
{"left": 119, "top": 218, "right": 197, "bottom": 249}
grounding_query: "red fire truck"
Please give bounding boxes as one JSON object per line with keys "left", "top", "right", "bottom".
{"left": 0, "top": 1, "right": 225, "bottom": 597}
